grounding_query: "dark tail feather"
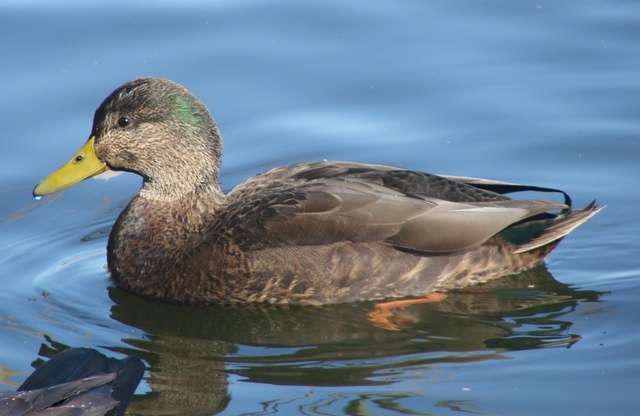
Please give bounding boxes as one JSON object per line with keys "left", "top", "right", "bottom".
{"left": 514, "top": 201, "right": 604, "bottom": 254}
{"left": 0, "top": 347, "right": 144, "bottom": 416}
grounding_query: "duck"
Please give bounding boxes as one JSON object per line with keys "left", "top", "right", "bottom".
{"left": 33, "top": 77, "right": 602, "bottom": 306}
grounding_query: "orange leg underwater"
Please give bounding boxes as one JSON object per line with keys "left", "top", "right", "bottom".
{"left": 367, "top": 292, "right": 448, "bottom": 330}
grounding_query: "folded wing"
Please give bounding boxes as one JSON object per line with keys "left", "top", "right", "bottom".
{"left": 219, "top": 162, "right": 570, "bottom": 254}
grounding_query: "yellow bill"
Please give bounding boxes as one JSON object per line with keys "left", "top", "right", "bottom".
{"left": 33, "top": 136, "right": 109, "bottom": 197}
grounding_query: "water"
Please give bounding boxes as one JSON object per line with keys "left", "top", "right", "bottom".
{"left": 1, "top": 1, "right": 638, "bottom": 415}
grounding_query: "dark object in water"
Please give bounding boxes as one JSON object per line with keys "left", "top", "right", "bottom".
{"left": 0, "top": 347, "right": 144, "bottom": 416}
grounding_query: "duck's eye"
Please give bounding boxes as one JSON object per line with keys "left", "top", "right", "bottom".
{"left": 117, "top": 117, "right": 131, "bottom": 128}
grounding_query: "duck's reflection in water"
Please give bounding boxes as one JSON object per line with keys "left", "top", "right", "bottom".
{"left": 103, "top": 265, "right": 601, "bottom": 415}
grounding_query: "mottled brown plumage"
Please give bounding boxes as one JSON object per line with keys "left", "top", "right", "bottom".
{"left": 34, "top": 77, "right": 603, "bottom": 305}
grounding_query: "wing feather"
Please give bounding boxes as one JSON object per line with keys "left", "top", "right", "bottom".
{"left": 219, "top": 162, "right": 570, "bottom": 254}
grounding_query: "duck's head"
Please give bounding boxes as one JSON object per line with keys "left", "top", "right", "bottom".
{"left": 34, "top": 77, "right": 222, "bottom": 201}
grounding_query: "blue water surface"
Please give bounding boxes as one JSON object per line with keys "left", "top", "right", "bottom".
{"left": 1, "top": 1, "right": 639, "bottom": 415}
